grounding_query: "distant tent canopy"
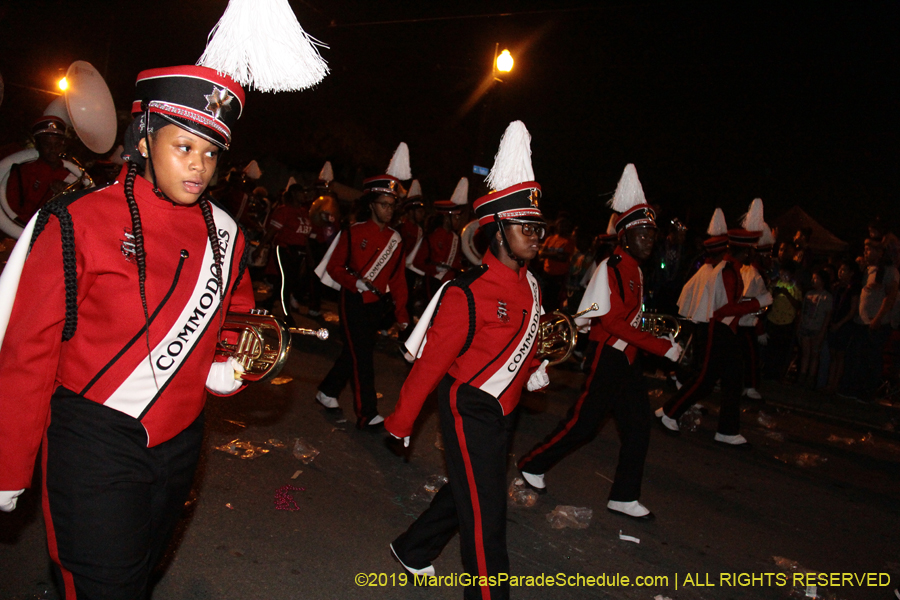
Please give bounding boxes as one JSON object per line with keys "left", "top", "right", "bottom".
{"left": 772, "top": 205, "right": 848, "bottom": 255}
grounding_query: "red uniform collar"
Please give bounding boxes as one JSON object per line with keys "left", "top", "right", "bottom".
{"left": 484, "top": 248, "right": 529, "bottom": 282}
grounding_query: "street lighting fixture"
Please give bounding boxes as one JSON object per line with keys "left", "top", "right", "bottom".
{"left": 496, "top": 49, "right": 513, "bottom": 73}
{"left": 57, "top": 77, "right": 68, "bottom": 91}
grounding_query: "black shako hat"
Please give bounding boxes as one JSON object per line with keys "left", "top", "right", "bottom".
{"left": 131, "top": 65, "right": 245, "bottom": 150}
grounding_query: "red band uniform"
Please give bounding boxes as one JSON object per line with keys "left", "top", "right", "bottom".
{"left": 661, "top": 252, "right": 762, "bottom": 434}
{"left": 0, "top": 66, "right": 254, "bottom": 598}
{"left": 518, "top": 246, "right": 672, "bottom": 504}
{"left": 316, "top": 206, "right": 409, "bottom": 427}
{"left": 386, "top": 122, "right": 544, "bottom": 600}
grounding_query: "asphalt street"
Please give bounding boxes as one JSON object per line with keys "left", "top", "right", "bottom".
{"left": 1, "top": 309, "right": 899, "bottom": 600}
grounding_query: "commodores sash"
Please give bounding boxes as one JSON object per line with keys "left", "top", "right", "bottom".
{"left": 315, "top": 229, "right": 402, "bottom": 291}
{"left": 104, "top": 203, "right": 238, "bottom": 419}
{"left": 478, "top": 271, "right": 542, "bottom": 400}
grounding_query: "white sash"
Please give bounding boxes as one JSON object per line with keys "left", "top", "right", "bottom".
{"left": 677, "top": 262, "right": 728, "bottom": 323}
{"left": 363, "top": 231, "right": 402, "bottom": 281}
{"left": 0, "top": 214, "right": 39, "bottom": 353}
{"left": 479, "top": 271, "right": 542, "bottom": 399}
{"left": 104, "top": 204, "right": 238, "bottom": 418}
{"left": 405, "top": 227, "right": 425, "bottom": 276}
{"left": 315, "top": 229, "right": 402, "bottom": 292}
{"left": 314, "top": 231, "right": 342, "bottom": 291}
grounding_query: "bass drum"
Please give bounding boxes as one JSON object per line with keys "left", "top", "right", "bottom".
{"left": 0, "top": 149, "right": 83, "bottom": 239}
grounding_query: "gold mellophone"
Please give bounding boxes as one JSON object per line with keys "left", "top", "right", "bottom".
{"left": 536, "top": 303, "right": 598, "bottom": 366}
{"left": 216, "top": 309, "right": 328, "bottom": 382}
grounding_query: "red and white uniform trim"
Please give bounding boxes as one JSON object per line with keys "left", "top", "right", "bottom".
{"left": 0, "top": 166, "right": 254, "bottom": 490}
{"left": 386, "top": 250, "right": 542, "bottom": 438}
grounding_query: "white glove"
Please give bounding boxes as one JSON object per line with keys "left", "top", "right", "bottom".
{"left": 356, "top": 279, "right": 368, "bottom": 293}
{"left": 391, "top": 433, "right": 410, "bottom": 448}
{"left": 0, "top": 489, "right": 25, "bottom": 512}
{"left": 757, "top": 333, "right": 769, "bottom": 346}
{"left": 757, "top": 291, "right": 773, "bottom": 308}
{"left": 664, "top": 342, "right": 683, "bottom": 363}
{"left": 206, "top": 358, "right": 245, "bottom": 394}
{"left": 526, "top": 360, "right": 550, "bottom": 392}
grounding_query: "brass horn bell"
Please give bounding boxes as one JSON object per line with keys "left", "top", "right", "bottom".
{"left": 216, "top": 309, "right": 328, "bottom": 382}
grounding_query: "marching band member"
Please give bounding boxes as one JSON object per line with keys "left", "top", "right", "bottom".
{"left": 307, "top": 161, "right": 341, "bottom": 317}
{"left": 398, "top": 179, "right": 427, "bottom": 319}
{"left": 656, "top": 207, "right": 772, "bottom": 446}
{"left": 0, "top": 0, "right": 328, "bottom": 594}
{"left": 314, "top": 143, "right": 411, "bottom": 429}
{"left": 386, "top": 121, "right": 547, "bottom": 600}
{"left": 737, "top": 199, "right": 769, "bottom": 401}
{"left": 517, "top": 164, "right": 682, "bottom": 521}
{"left": 413, "top": 177, "right": 468, "bottom": 300}
{"left": 0, "top": 67, "right": 257, "bottom": 598}
{"left": 5, "top": 116, "right": 78, "bottom": 222}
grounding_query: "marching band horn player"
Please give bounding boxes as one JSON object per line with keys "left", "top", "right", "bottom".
{"left": 385, "top": 121, "right": 549, "bottom": 600}
{"left": 313, "top": 143, "right": 411, "bottom": 430}
{"left": 5, "top": 116, "right": 78, "bottom": 223}
{"left": 0, "top": 66, "right": 257, "bottom": 598}
{"left": 518, "top": 164, "right": 682, "bottom": 521}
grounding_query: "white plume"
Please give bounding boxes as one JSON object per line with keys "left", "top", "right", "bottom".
{"left": 758, "top": 222, "right": 775, "bottom": 246}
{"left": 197, "top": 0, "right": 329, "bottom": 93}
{"left": 386, "top": 142, "right": 412, "bottom": 180}
{"left": 318, "top": 161, "right": 333, "bottom": 183}
{"left": 283, "top": 176, "right": 297, "bottom": 193}
{"left": 450, "top": 178, "right": 469, "bottom": 206}
{"left": 485, "top": 121, "right": 534, "bottom": 191}
{"left": 607, "top": 164, "right": 647, "bottom": 213}
{"left": 243, "top": 160, "right": 262, "bottom": 179}
{"left": 741, "top": 198, "right": 765, "bottom": 232}
{"left": 707, "top": 208, "right": 727, "bottom": 236}
{"left": 407, "top": 179, "right": 422, "bottom": 198}
{"left": 606, "top": 214, "right": 618, "bottom": 235}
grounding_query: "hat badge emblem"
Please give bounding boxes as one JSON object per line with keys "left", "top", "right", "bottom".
{"left": 204, "top": 86, "right": 234, "bottom": 120}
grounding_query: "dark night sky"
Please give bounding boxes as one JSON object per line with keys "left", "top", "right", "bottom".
{"left": 0, "top": 1, "right": 896, "bottom": 242}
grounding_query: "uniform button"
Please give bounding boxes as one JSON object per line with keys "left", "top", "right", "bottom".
{"left": 181, "top": 249, "right": 189, "bottom": 258}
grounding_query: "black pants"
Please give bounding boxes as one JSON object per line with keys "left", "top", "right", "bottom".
{"left": 392, "top": 377, "right": 514, "bottom": 600}
{"left": 662, "top": 321, "right": 742, "bottom": 435}
{"left": 264, "top": 245, "right": 305, "bottom": 326}
{"left": 318, "top": 289, "right": 388, "bottom": 424}
{"left": 44, "top": 387, "right": 203, "bottom": 600}
{"left": 738, "top": 325, "right": 760, "bottom": 390}
{"left": 517, "top": 344, "right": 651, "bottom": 502}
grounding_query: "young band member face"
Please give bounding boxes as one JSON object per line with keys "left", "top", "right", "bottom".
{"left": 504, "top": 221, "right": 543, "bottom": 261}
{"left": 623, "top": 225, "right": 657, "bottom": 262}
{"left": 35, "top": 134, "right": 66, "bottom": 166}
{"left": 371, "top": 194, "right": 396, "bottom": 226}
{"left": 139, "top": 125, "right": 219, "bottom": 206}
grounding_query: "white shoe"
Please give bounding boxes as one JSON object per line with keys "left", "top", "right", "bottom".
{"left": 742, "top": 387, "right": 762, "bottom": 400}
{"left": 367, "top": 414, "right": 385, "bottom": 426}
{"left": 315, "top": 391, "right": 339, "bottom": 409}
{"left": 714, "top": 432, "right": 748, "bottom": 445}
{"left": 520, "top": 470, "right": 546, "bottom": 493}
{"left": 656, "top": 409, "right": 679, "bottom": 432}
{"left": 607, "top": 500, "right": 654, "bottom": 520}
{"left": 390, "top": 543, "right": 435, "bottom": 577}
